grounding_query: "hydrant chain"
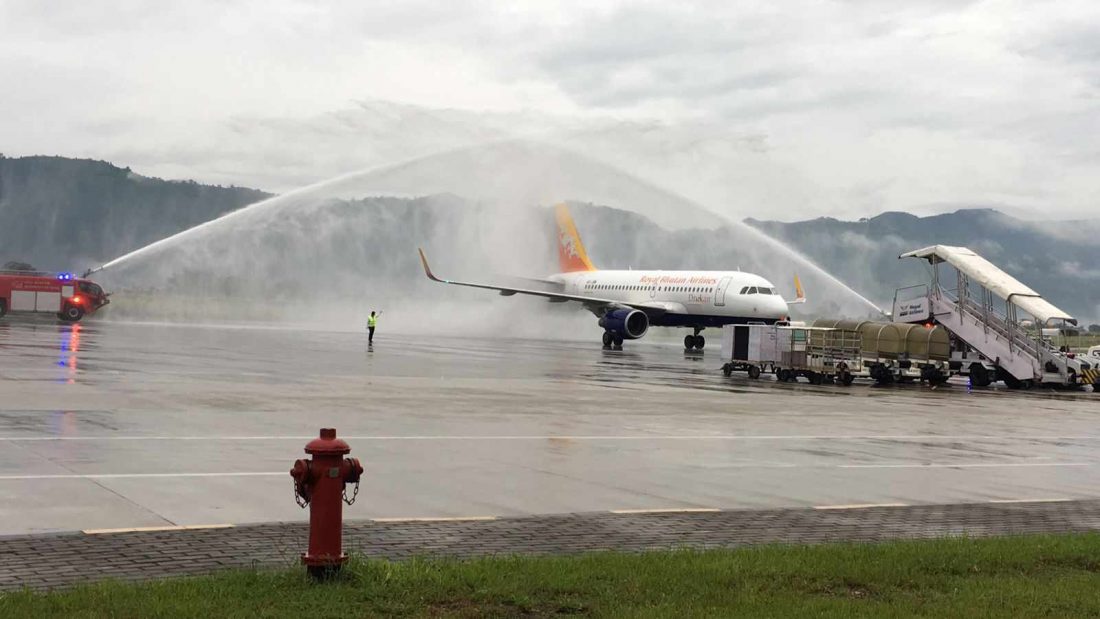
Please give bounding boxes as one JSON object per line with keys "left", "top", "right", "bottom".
{"left": 343, "top": 479, "right": 360, "bottom": 506}
{"left": 290, "top": 459, "right": 312, "bottom": 508}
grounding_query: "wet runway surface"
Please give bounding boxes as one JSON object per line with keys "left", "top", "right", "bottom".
{"left": 2, "top": 319, "right": 1099, "bottom": 535}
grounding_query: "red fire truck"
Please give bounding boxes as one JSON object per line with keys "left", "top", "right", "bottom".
{"left": 0, "top": 271, "right": 110, "bottom": 322}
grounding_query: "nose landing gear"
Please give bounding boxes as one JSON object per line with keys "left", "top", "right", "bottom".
{"left": 684, "top": 328, "right": 705, "bottom": 351}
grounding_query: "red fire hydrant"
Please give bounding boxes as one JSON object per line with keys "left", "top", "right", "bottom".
{"left": 290, "top": 428, "right": 364, "bottom": 578}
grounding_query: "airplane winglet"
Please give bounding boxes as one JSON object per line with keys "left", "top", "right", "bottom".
{"left": 418, "top": 248, "right": 443, "bottom": 282}
{"left": 787, "top": 274, "right": 807, "bottom": 305}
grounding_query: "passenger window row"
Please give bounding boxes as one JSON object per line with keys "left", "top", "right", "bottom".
{"left": 586, "top": 284, "right": 716, "bottom": 293}
{"left": 582, "top": 283, "right": 775, "bottom": 295}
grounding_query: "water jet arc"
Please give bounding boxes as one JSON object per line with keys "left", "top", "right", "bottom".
{"left": 90, "top": 139, "right": 883, "bottom": 314}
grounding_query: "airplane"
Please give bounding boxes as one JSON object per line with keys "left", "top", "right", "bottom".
{"left": 418, "top": 203, "right": 804, "bottom": 350}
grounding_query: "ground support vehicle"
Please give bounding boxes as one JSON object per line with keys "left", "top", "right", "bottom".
{"left": 0, "top": 271, "right": 110, "bottom": 322}
{"left": 893, "top": 245, "right": 1097, "bottom": 390}
{"left": 812, "top": 319, "right": 951, "bottom": 386}
{"left": 1077, "top": 345, "right": 1100, "bottom": 387}
{"left": 946, "top": 347, "right": 999, "bottom": 387}
{"left": 719, "top": 323, "right": 860, "bottom": 385}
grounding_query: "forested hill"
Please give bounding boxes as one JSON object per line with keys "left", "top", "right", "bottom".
{"left": 0, "top": 155, "right": 270, "bottom": 270}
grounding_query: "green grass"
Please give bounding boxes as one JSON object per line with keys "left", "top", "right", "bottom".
{"left": 6, "top": 534, "right": 1100, "bottom": 618}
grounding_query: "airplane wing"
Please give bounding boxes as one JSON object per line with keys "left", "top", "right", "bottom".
{"left": 787, "top": 274, "right": 807, "bottom": 305}
{"left": 511, "top": 276, "right": 565, "bottom": 289}
{"left": 418, "top": 248, "right": 670, "bottom": 318}
{"left": 636, "top": 301, "right": 688, "bottom": 314}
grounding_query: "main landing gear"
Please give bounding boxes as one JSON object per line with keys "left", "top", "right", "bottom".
{"left": 684, "top": 328, "right": 705, "bottom": 351}
{"left": 602, "top": 331, "right": 624, "bottom": 350}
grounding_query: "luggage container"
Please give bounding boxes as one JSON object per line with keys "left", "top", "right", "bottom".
{"left": 719, "top": 323, "right": 782, "bottom": 380}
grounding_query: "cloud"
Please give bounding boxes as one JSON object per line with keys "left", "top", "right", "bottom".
{"left": 1059, "top": 261, "right": 1100, "bottom": 280}
{"left": 2, "top": 1, "right": 1099, "bottom": 221}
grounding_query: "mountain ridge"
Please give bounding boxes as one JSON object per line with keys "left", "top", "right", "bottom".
{"left": 744, "top": 208, "right": 1099, "bottom": 322}
{"left": 1, "top": 155, "right": 1095, "bottom": 322}
{"left": 0, "top": 154, "right": 270, "bottom": 270}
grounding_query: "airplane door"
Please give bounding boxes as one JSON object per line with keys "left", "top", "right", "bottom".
{"left": 714, "top": 277, "right": 732, "bottom": 306}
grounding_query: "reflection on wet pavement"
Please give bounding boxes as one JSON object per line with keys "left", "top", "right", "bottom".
{"left": 0, "top": 319, "right": 1098, "bottom": 534}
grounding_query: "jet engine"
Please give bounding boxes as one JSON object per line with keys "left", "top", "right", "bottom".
{"left": 598, "top": 309, "right": 649, "bottom": 339}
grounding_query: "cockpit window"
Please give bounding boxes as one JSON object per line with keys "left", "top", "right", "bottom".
{"left": 758, "top": 287, "right": 771, "bottom": 295}
{"left": 747, "top": 287, "right": 758, "bottom": 294}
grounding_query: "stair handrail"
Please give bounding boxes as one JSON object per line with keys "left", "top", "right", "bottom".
{"left": 935, "top": 285, "right": 1045, "bottom": 361}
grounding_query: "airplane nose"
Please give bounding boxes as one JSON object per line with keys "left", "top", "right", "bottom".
{"left": 772, "top": 297, "right": 789, "bottom": 316}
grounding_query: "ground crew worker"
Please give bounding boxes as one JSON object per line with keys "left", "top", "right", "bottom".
{"left": 367, "top": 310, "right": 380, "bottom": 345}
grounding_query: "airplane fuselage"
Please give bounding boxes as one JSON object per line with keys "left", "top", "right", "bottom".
{"left": 551, "top": 269, "right": 790, "bottom": 327}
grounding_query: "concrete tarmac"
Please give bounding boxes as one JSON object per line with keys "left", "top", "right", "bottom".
{"left": 1, "top": 319, "right": 1098, "bottom": 535}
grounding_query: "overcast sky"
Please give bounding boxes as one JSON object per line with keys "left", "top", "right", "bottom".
{"left": 2, "top": 0, "right": 1098, "bottom": 221}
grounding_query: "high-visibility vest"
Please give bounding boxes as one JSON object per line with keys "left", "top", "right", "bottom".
{"left": 368, "top": 315, "right": 377, "bottom": 328}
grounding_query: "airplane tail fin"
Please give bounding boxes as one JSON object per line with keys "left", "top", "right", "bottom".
{"left": 554, "top": 203, "right": 596, "bottom": 273}
{"left": 788, "top": 274, "right": 806, "bottom": 305}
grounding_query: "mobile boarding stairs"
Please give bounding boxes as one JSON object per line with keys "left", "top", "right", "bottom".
{"left": 892, "top": 245, "right": 1097, "bottom": 389}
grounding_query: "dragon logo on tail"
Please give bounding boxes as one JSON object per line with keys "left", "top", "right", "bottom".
{"left": 554, "top": 203, "right": 596, "bottom": 273}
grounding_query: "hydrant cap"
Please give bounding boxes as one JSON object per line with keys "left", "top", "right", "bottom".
{"left": 305, "top": 428, "right": 351, "bottom": 456}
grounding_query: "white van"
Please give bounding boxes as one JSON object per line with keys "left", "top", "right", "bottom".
{"left": 1088, "top": 345, "right": 1100, "bottom": 362}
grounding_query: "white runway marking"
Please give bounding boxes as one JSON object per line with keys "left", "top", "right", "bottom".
{"left": 839, "top": 462, "right": 1091, "bottom": 469}
{"left": 0, "top": 462, "right": 1094, "bottom": 481}
{"left": 371, "top": 516, "right": 497, "bottom": 523}
{"left": 610, "top": 508, "right": 721, "bottom": 514}
{"left": 5, "top": 434, "right": 1100, "bottom": 441}
{"left": 813, "top": 503, "right": 908, "bottom": 510}
{"left": 988, "top": 498, "right": 1075, "bottom": 504}
{"left": 83, "top": 524, "right": 233, "bottom": 535}
{"left": 0, "top": 472, "right": 286, "bottom": 480}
